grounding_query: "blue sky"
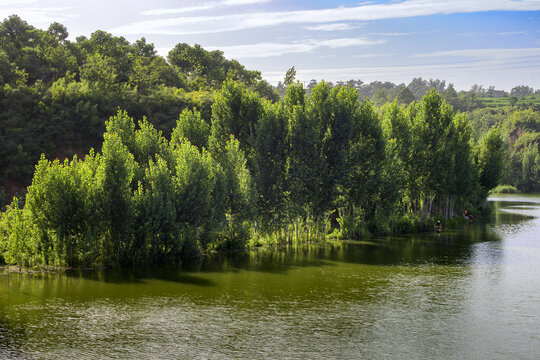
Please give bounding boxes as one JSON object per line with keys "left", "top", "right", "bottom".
{"left": 1, "top": 0, "right": 539, "bottom": 90}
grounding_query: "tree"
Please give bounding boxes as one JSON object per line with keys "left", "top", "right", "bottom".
{"left": 168, "top": 43, "right": 209, "bottom": 77}
{"left": 219, "top": 136, "right": 256, "bottom": 220}
{"left": 171, "top": 109, "right": 210, "bottom": 150}
{"left": 407, "top": 77, "right": 428, "bottom": 100}
{"left": 283, "top": 82, "right": 306, "bottom": 111}
{"left": 172, "top": 140, "right": 216, "bottom": 223}
{"left": 341, "top": 99, "right": 385, "bottom": 214}
{"left": 286, "top": 106, "right": 322, "bottom": 217}
{"left": 511, "top": 85, "right": 534, "bottom": 98}
{"left": 254, "top": 102, "right": 288, "bottom": 222}
{"left": 0, "top": 198, "right": 36, "bottom": 267}
{"left": 518, "top": 143, "right": 540, "bottom": 192}
{"left": 284, "top": 66, "right": 296, "bottom": 86}
{"left": 396, "top": 87, "right": 415, "bottom": 105}
{"left": 209, "top": 80, "right": 263, "bottom": 161}
{"left": 48, "top": 22, "right": 68, "bottom": 43}
{"left": 80, "top": 53, "right": 118, "bottom": 91}
{"left": 470, "top": 84, "right": 485, "bottom": 96}
{"left": 133, "top": 156, "right": 178, "bottom": 264}
{"left": 133, "top": 117, "right": 171, "bottom": 168}
{"left": 477, "top": 128, "right": 505, "bottom": 207}
{"left": 97, "top": 132, "right": 136, "bottom": 264}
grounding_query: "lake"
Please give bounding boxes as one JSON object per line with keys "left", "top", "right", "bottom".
{"left": 1, "top": 194, "right": 539, "bottom": 359}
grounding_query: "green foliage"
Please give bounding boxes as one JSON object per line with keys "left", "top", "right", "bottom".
{"left": 0, "top": 198, "right": 37, "bottom": 267}
{"left": 171, "top": 109, "right": 210, "bottom": 150}
{"left": 1, "top": 78, "right": 511, "bottom": 268}
{"left": 286, "top": 105, "right": 322, "bottom": 217}
{"left": 396, "top": 87, "right": 416, "bottom": 105}
{"left": 477, "top": 128, "right": 505, "bottom": 200}
{"left": 80, "top": 53, "right": 118, "bottom": 91}
{"left": 341, "top": 98, "right": 385, "bottom": 213}
{"left": 394, "top": 213, "right": 422, "bottom": 234}
{"left": 219, "top": 136, "right": 257, "bottom": 220}
{"left": 167, "top": 42, "right": 275, "bottom": 99}
{"left": 490, "top": 184, "right": 519, "bottom": 194}
{"left": 254, "top": 103, "right": 288, "bottom": 222}
{"left": 284, "top": 66, "right": 296, "bottom": 86}
{"left": 133, "top": 157, "right": 179, "bottom": 264}
{"left": 95, "top": 132, "right": 136, "bottom": 265}
{"left": 209, "top": 79, "right": 263, "bottom": 158}
{"left": 518, "top": 144, "right": 540, "bottom": 192}
{"left": 0, "top": 16, "right": 269, "bottom": 196}
{"left": 172, "top": 140, "right": 221, "bottom": 228}
{"left": 1, "top": 15, "right": 524, "bottom": 266}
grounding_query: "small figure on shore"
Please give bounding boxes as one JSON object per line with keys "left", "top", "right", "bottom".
{"left": 464, "top": 209, "right": 473, "bottom": 221}
{"left": 436, "top": 220, "right": 442, "bottom": 232}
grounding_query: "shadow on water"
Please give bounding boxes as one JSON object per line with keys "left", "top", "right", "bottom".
{"left": 66, "top": 267, "right": 218, "bottom": 287}
{"left": 67, "top": 228, "right": 497, "bottom": 285}
{"left": 59, "top": 245, "right": 339, "bottom": 285}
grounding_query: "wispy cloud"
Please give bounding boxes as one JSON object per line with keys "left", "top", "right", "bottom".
{"left": 370, "top": 32, "right": 415, "bottom": 36}
{"left": 413, "top": 47, "right": 540, "bottom": 59}
{"left": 114, "top": 0, "right": 540, "bottom": 35}
{"left": 0, "top": 0, "right": 37, "bottom": 5}
{"left": 354, "top": 53, "right": 389, "bottom": 58}
{"left": 208, "top": 37, "right": 385, "bottom": 58}
{"left": 457, "top": 32, "right": 483, "bottom": 37}
{"left": 0, "top": 7, "right": 78, "bottom": 24}
{"left": 142, "top": 0, "right": 272, "bottom": 16}
{"left": 496, "top": 31, "right": 527, "bottom": 35}
{"left": 304, "top": 23, "right": 364, "bottom": 31}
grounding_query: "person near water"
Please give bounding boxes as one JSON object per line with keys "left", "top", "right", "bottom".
{"left": 436, "top": 220, "right": 442, "bottom": 232}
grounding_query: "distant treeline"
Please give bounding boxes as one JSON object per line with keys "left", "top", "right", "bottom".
{"left": 1, "top": 80, "right": 506, "bottom": 268}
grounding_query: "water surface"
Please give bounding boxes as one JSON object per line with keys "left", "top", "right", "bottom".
{"left": 1, "top": 195, "right": 539, "bottom": 359}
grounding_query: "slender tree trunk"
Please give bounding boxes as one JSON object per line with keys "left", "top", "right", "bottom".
{"left": 295, "top": 218, "right": 299, "bottom": 243}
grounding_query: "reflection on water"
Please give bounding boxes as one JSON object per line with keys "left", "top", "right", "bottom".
{"left": 1, "top": 195, "right": 539, "bottom": 359}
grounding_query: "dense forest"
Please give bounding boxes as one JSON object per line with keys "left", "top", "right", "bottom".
{"left": 0, "top": 16, "right": 539, "bottom": 268}
{"left": 0, "top": 15, "right": 277, "bottom": 205}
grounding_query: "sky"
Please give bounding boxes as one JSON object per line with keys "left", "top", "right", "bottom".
{"left": 1, "top": 0, "right": 540, "bottom": 90}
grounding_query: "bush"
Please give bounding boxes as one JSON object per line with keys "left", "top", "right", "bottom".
{"left": 394, "top": 213, "right": 421, "bottom": 234}
{"left": 214, "top": 219, "right": 252, "bottom": 251}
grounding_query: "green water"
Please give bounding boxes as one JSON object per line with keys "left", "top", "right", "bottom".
{"left": 1, "top": 195, "right": 540, "bottom": 359}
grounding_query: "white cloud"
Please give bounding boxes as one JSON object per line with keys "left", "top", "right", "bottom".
{"left": 142, "top": 0, "right": 272, "bottom": 16}
{"left": 208, "top": 37, "right": 385, "bottom": 58}
{"left": 354, "top": 53, "right": 389, "bottom": 58}
{"left": 143, "top": 5, "right": 216, "bottom": 16}
{"left": 318, "top": 38, "right": 384, "bottom": 48}
{"left": 304, "top": 23, "right": 364, "bottom": 31}
{"left": 496, "top": 31, "right": 527, "bottom": 35}
{"left": 412, "top": 47, "right": 540, "bottom": 59}
{"left": 0, "top": 7, "right": 78, "bottom": 25}
{"left": 371, "top": 32, "right": 415, "bottom": 36}
{"left": 114, "top": 0, "right": 540, "bottom": 35}
{"left": 0, "top": 0, "right": 37, "bottom": 5}
{"left": 457, "top": 32, "right": 483, "bottom": 37}
{"left": 223, "top": 0, "right": 271, "bottom": 4}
